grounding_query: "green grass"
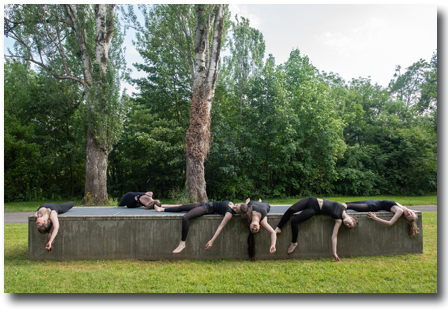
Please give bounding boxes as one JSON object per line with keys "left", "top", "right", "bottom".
{"left": 4, "top": 195, "right": 437, "bottom": 212}
{"left": 4, "top": 212, "right": 437, "bottom": 293}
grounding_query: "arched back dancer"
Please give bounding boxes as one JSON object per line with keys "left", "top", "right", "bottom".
{"left": 237, "top": 198, "right": 277, "bottom": 261}
{"left": 274, "top": 197, "right": 358, "bottom": 261}
{"left": 34, "top": 201, "right": 75, "bottom": 251}
{"left": 345, "top": 200, "right": 418, "bottom": 237}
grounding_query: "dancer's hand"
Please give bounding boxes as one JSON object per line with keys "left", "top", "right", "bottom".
{"left": 270, "top": 246, "right": 276, "bottom": 253}
{"left": 205, "top": 240, "right": 213, "bottom": 249}
{"left": 367, "top": 212, "right": 377, "bottom": 220}
{"left": 333, "top": 254, "right": 340, "bottom": 262}
{"left": 245, "top": 198, "right": 250, "bottom": 204}
{"left": 274, "top": 227, "right": 281, "bottom": 234}
{"left": 45, "top": 242, "right": 53, "bottom": 252}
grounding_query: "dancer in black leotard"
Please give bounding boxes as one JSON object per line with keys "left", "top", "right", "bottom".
{"left": 118, "top": 191, "right": 178, "bottom": 209}
{"left": 274, "top": 197, "right": 358, "bottom": 261}
{"left": 345, "top": 200, "right": 418, "bottom": 237}
{"left": 237, "top": 198, "right": 276, "bottom": 261}
{"left": 34, "top": 201, "right": 75, "bottom": 251}
{"left": 154, "top": 201, "right": 237, "bottom": 253}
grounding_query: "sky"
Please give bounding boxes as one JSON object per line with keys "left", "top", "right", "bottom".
{"left": 3, "top": 4, "right": 437, "bottom": 95}
{"left": 120, "top": 4, "right": 437, "bottom": 95}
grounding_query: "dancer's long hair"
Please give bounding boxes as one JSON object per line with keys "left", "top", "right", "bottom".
{"left": 240, "top": 204, "right": 256, "bottom": 261}
{"left": 407, "top": 220, "right": 419, "bottom": 238}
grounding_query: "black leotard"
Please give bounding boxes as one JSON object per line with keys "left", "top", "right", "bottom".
{"left": 38, "top": 202, "right": 74, "bottom": 214}
{"left": 379, "top": 201, "right": 399, "bottom": 211}
{"left": 248, "top": 201, "right": 270, "bottom": 222}
{"left": 212, "top": 201, "right": 236, "bottom": 216}
{"left": 118, "top": 192, "right": 148, "bottom": 208}
{"left": 321, "top": 199, "right": 345, "bottom": 220}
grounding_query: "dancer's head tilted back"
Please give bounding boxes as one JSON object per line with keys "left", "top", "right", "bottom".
{"left": 343, "top": 215, "right": 359, "bottom": 229}
{"left": 401, "top": 208, "right": 418, "bottom": 238}
{"left": 35, "top": 216, "right": 53, "bottom": 234}
{"left": 239, "top": 203, "right": 256, "bottom": 261}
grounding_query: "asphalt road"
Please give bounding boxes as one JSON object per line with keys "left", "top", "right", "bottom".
{"left": 3, "top": 205, "right": 437, "bottom": 224}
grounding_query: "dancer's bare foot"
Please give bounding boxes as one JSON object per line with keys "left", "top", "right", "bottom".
{"left": 287, "top": 242, "right": 298, "bottom": 254}
{"left": 275, "top": 227, "right": 281, "bottom": 234}
{"left": 154, "top": 204, "right": 164, "bottom": 212}
{"left": 173, "top": 241, "right": 186, "bottom": 253}
{"left": 259, "top": 198, "right": 262, "bottom": 202}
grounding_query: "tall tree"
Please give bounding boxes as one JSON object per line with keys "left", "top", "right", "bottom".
{"left": 122, "top": 4, "right": 230, "bottom": 201}
{"left": 186, "top": 4, "right": 228, "bottom": 201}
{"left": 4, "top": 4, "right": 125, "bottom": 205}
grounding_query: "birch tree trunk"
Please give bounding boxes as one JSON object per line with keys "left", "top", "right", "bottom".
{"left": 185, "top": 4, "right": 226, "bottom": 201}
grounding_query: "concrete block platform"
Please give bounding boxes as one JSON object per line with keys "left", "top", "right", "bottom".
{"left": 28, "top": 206, "right": 423, "bottom": 261}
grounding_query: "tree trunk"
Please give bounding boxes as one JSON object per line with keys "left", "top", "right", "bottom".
{"left": 83, "top": 128, "right": 109, "bottom": 205}
{"left": 185, "top": 4, "right": 226, "bottom": 202}
{"left": 186, "top": 85, "right": 213, "bottom": 201}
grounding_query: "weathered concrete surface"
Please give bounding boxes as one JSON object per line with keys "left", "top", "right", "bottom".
{"left": 6, "top": 204, "right": 436, "bottom": 224}
{"left": 28, "top": 206, "right": 423, "bottom": 261}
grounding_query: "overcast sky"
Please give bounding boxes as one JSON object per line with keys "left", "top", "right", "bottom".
{"left": 121, "top": 4, "right": 437, "bottom": 95}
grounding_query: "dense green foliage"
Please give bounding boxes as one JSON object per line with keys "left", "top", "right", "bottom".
{"left": 4, "top": 5, "right": 437, "bottom": 202}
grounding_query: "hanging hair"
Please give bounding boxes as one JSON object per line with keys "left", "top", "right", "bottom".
{"left": 351, "top": 216, "right": 359, "bottom": 229}
{"left": 407, "top": 220, "right": 419, "bottom": 238}
{"left": 239, "top": 203, "right": 253, "bottom": 225}
{"left": 247, "top": 231, "right": 256, "bottom": 261}
{"left": 240, "top": 204, "right": 256, "bottom": 261}
{"left": 145, "top": 199, "right": 162, "bottom": 210}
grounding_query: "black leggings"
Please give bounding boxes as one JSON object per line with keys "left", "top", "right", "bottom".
{"left": 276, "top": 198, "right": 320, "bottom": 243}
{"left": 164, "top": 203, "right": 211, "bottom": 241}
{"left": 345, "top": 201, "right": 372, "bottom": 212}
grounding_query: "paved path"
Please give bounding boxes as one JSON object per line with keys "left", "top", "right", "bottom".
{"left": 3, "top": 205, "right": 437, "bottom": 224}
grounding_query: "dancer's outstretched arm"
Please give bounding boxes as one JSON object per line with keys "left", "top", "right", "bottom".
{"left": 260, "top": 217, "right": 276, "bottom": 253}
{"left": 331, "top": 220, "right": 342, "bottom": 261}
{"left": 46, "top": 211, "right": 60, "bottom": 251}
{"left": 205, "top": 212, "right": 233, "bottom": 249}
{"left": 368, "top": 208, "right": 403, "bottom": 226}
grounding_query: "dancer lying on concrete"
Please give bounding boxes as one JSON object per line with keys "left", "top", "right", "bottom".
{"left": 274, "top": 197, "right": 359, "bottom": 261}
{"left": 238, "top": 198, "right": 277, "bottom": 261}
{"left": 118, "top": 191, "right": 179, "bottom": 209}
{"left": 155, "top": 200, "right": 237, "bottom": 253}
{"left": 345, "top": 200, "right": 418, "bottom": 237}
{"left": 34, "top": 201, "right": 75, "bottom": 252}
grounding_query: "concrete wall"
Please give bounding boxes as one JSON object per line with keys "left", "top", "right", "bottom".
{"left": 28, "top": 212, "right": 423, "bottom": 261}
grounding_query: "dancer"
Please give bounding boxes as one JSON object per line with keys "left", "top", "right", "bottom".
{"left": 238, "top": 198, "right": 277, "bottom": 261}
{"left": 155, "top": 200, "right": 236, "bottom": 253}
{"left": 274, "top": 197, "right": 358, "bottom": 261}
{"left": 118, "top": 191, "right": 178, "bottom": 209}
{"left": 345, "top": 200, "right": 418, "bottom": 237}
{"left": 34, "top": 201, "right": 75, "bottom": 251}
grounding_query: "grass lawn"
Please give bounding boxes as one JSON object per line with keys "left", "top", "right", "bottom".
{"left": 4, "top": 212, "right": 437, "bottom": 293}
{"left": 3, "top": 195, "right": 437, "bottom": 212}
